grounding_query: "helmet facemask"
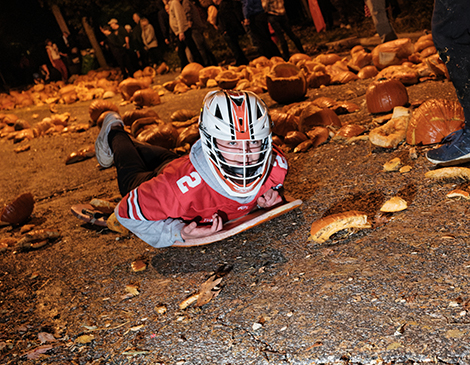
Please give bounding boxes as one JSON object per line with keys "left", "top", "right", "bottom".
{"left": 199, "top": 90, "right": 273, "bottom": 197}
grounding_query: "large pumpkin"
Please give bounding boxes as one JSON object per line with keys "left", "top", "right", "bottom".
{"left": 266, "top": 63, "right": 307, "bottom": 104}
{"left": 406, "top": 99, "right": 465, "bottom": 145}
{"left": 1, "top": 193, "right": 35, "bottom": 225}
{"left": 366, "top": 78, "right": 409, "bottom": 114}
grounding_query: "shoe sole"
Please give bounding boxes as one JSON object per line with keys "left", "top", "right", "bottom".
{"left": 426, "top": 154, "right": 470, "bottom": 166}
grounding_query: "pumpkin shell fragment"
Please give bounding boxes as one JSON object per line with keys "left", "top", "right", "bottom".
{"left": 309, "top": 211, "right": 371, "bottom": 244}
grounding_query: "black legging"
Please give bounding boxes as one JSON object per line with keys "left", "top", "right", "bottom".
{"left": 432, "top": 0, "right": 470, "bottom": 124}
{"left": 109, "top": 126, "right": 179, "bottom": 196}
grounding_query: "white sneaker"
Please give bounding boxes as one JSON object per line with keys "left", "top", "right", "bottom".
{"left": 95, "top": 112, "right": 124, "bottom": 168}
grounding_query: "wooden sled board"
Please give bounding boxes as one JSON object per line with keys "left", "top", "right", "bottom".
{"left": 173, "top": 196, "right": 302, "bottom": 247}
{"left": 71, "top": 204, "right": 108, "bottom": 227}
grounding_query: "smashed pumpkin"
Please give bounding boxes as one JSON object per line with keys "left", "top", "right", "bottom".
{"left": 406, "top": 99, "right": 465, "bottom": 145}
{"left": 266, "top": 63, "right": 307, "bottom": 104}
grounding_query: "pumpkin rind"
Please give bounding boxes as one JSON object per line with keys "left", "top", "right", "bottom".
{"left": 406, "top": 99, "right": 465, "bottom": 145}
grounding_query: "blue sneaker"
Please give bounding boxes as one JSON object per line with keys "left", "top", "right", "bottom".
{"left": 426, "top": 128, "right": 470, "bottom": 165}
{"left": 95, "top": 112, "right": 124, "bottom": 168}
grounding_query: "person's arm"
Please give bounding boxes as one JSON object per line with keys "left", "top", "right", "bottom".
{"left": 46, "top": 47, "right": 54, "bottom": 65}
{"left": 116, "top": 210, "right": 187, "bottom": 247}
{"left": 116, "top": 205, "right": 224, "bottom": 247}
{"left": 173, "top": 0, "right": 188, "bottom": 40}
{"left": 257, "top": 188, "right": 283, "bottom": 208}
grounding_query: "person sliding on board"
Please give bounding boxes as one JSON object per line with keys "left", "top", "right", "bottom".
{"left": 94, "top": 90, "right": 289, "bottom": 248}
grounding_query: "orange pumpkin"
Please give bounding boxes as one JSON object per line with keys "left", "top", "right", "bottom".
{"left": 89, "top": 99, "right": 119, "bottom": 125}
{"left": 266, "top": 63, "right": 307, "bottom": 104}
{"left": 181, "top": 63, "right": 204, "bottom": 86}
{"left": 406, "top": 99, "right": 465, "bottom": 145}
{"left": 299, "top": 104, "right": 341, "bottom": 132}
{"left": 1, "top": 193, "right": 34, "bottom": 225}
{"left": 366, "top": 79, "right": 409, "bottom": 114}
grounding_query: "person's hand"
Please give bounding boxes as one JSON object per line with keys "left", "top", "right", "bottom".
{"left": 179, "top": 33, "right": 185, "bottom": 41}
{"left": 257, "top": 189, "right": 282, "bottom": 208}
{"left": 165, "top": 38, "right": 170, "bottom": 45}
{"left": 181, "top": 213, "right": 223, "bottom": 240}
{"left": 243, "top": 19, "right": 249, "bottom": 26}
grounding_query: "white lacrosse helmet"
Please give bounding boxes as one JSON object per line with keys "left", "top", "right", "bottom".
{"left": 199, "top": 90, "right": 273, "bottom": 197}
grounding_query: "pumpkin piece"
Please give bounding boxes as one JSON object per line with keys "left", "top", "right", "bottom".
{"left": 380, "top": 196, "right": 408, "bottom": 212}
{"left": 358, "top": 65, "right": 379, "bottom": 79}
{"left": 135, "top": 122, "right": 179, "bottom": 149}
{"left": 308, "top": 211, "right": 371, "bottom": 244}
{"left": 171, "top": 109, "right": 198, "bottom": 122}
{"left": 199, "top": 66, "right": 222, "bottom": 86}
{"left": 131, "top": 117, "right": 160, "bottom": 137}
{"left": 173, "top": 81, "right": 190, "bottom": 94}
{"left": 330, "top": 71, "right": 358, "bottom": 84}
{"left": 334, "top": 124, "right": 365, "bottom": 140}
{"left": 314, "top": 53, "right": 341, "bottom": 66}
{"left": 142, "top": 66, "right": 156, "bottom": 78}
{"left": 420, "top": 46, "right": 437, "bottom": 59}
{"left": 180, "top": 62, "right": 204, "bottom": 86}
{"left": 89, "top": 100, "right": 119, "bottom": 125}
{"left": 282, "top": 101, "right": 313, "bottom": 116}
{"left": 270, "top": 111, "right": 299, "bottom": 137}
{"left": 312, "top": 97, "right": 336, "bottom": 109}
{"left": 406, "top": 99, "right": 465, "bottom": 145}
{"left": 131, "top": 260, "right": 147, "bottom": 272}
{"left": 369, "top": 106, "right": 411, "bottom": 148}
{"left": 249, "top": 56, "right": 271, "bottom": 68}
{"left": 375, "top": 65, "right": 419, "bottom": 85}
{"left": 425, "top": 54, "right": 449, "bottom": 79}
{"left": 306, "top": 127, "right": 330, "bottom": 147}
{"left": 283, "top": 131, "right": 307, "bottom": 148}
{"left": 425, "top": 167, "right": 470, "bottom": 181}
{"left": 399, "top": 165, "right": 412, "bottom": 173}
{"left": 122, "top": 109, "right": 159, "bottom": 127}
{"left": 371, "top": 38, "right": 415, "bottom": 70}
{"left": 215, "top": 70, "right": 241, "bottom": 89}
{"left": 1, "top": 193, "right": 35, "bottom": 225}
{"left": 107, "top": 213, "right": 129, "bottom": 235}
{"left": 299, "top": 105, "right": 341, "bottom": 132}
{"left": 119, "top": 78, "right": 144, "bottom": 100}
{"left": 294, "top": 139, "right": 313, "bottom": 153}
{"left": 366, "top": 78, "right": 409, "bottom": 114}
{"left": 266, "top": 63, "right": 307, "bottom": 104}
{"left": 307, "top": 72, "right": 331, "bottom": 88}
{"left": 347, "top": 49, "right": 372, "bottom": 72}
{"left": 289, "top": 53, "right": 311, "bottom": 65}
{"left": 333, "top": 101, "right": 360, "bottom": 114}
{"left": 65, "top": 145, "right": 95, "bottom": 165}
{"left": 130, "top": 88, "right": 161, "bottom": 107}
{"left": 414, "top": 38, "right": 434, "bottom": 53}
{"left": 446, "top": 189, "right": 470, "bottom": 200}
{"left": 156, "top": 62, "right": 169, "bottom": 75}
{"left": 176, "top": 123, "right": 200, "bottom": 147}
{"left": 383, "top": 157, "right": 402, "bottom": 172}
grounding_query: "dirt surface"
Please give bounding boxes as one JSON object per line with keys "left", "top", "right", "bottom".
{"left": 2, "top": 66, "right": 470, "bottom": 365}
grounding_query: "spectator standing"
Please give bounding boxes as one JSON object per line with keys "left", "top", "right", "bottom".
{"left": 213, "top": 0, "right": 248, "bottom": 65}
{"left": 163, "top": 0, "right": 204, "bottom": 68}
{"left": 45, "top": 39, "right": 68, "bottom": 81}
{"left": 182, "top": 0, "right": 217, "bottom": 66}
{"left": 100, "top": 21, "right": 134, "bottom": 78}
{"left": 426, "top": 0, "right": 470, "bottom": 165}
{"left": 132, "top": 13, "right": 148, "bottom": 68}
{"left": 241, "top": 0, "right": 281, "bottom": 59}
{"left": 262, "top": 0, "right": 305, "bottom": 60}
{"left": 365, "top": 0, "right": 398, "bottom": 42}
{"left": 141, "top": 17, "right": 164, "bottom": 67}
